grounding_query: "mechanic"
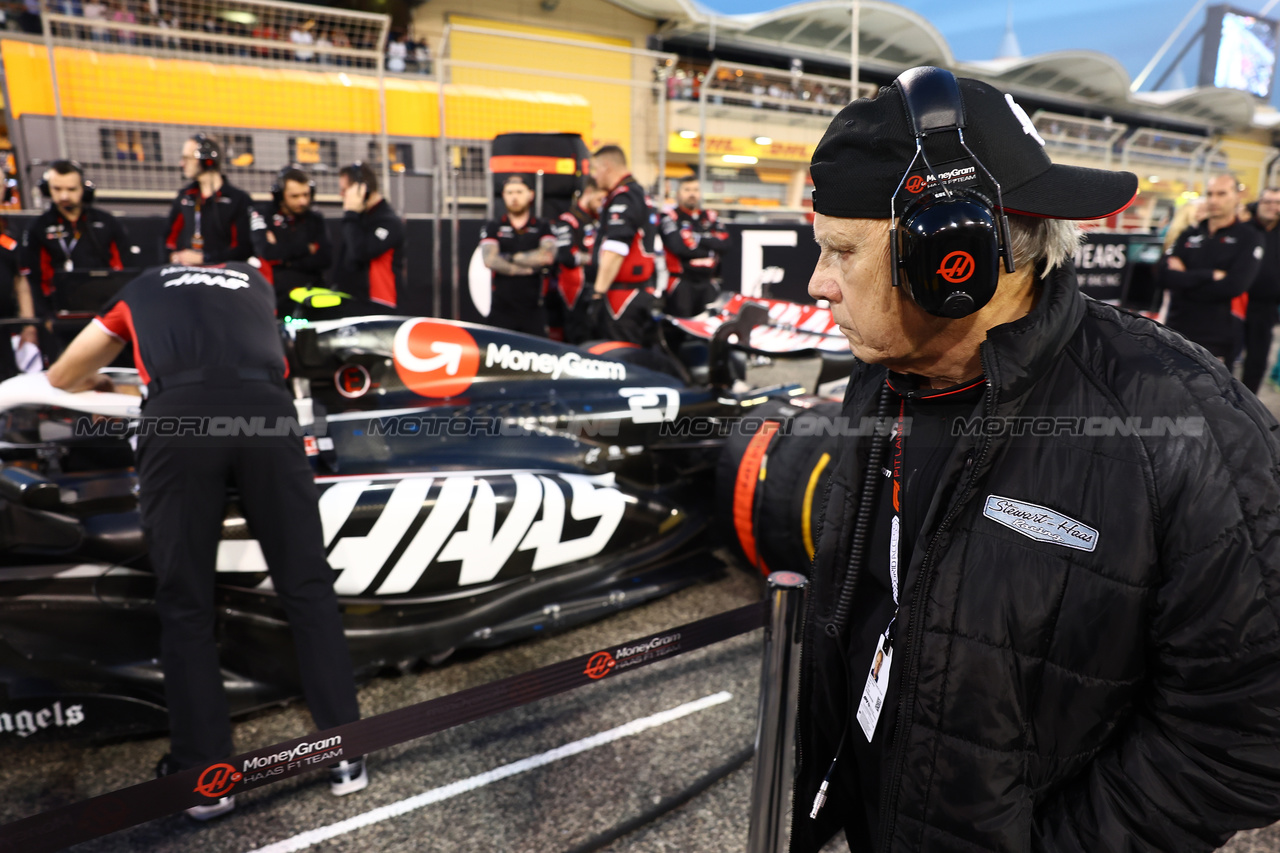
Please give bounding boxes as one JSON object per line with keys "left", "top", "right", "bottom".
{"left": 588, "top": 145, "right": 659, "bottom": 344}
{"left": 1243, "top": 185, "right": 1280, "bottom": 393}
{"left": 0, "top": 216, "right": 36, "bottom": 378}
{"left": 546, "top": 176, "right": 605, "bottom": 343}
{"left": 793, "top": 67, "right": 1280, "bottom": 853}
{"left": 660, "top": 175, "right": 730, "bottom": 318}
{"left": 166, "top": 134, "right": 255, "bottom": 266}
{"left": 1157, "top": 173, "right": 1263, "bottom": 362}
{"left": 250, "top": 166, "right": 332, "bottom": 315}
{"left": 18, "top": 160, "right": 133, "bottom": 317}
{"left": 45, "top": 262, "right": 367, "bottom": 821}
{"left": 333, "top": 162, "right": 404, "bottom": 312}
{"left": 480, "top": 175, "right": 557, "bottom": 337}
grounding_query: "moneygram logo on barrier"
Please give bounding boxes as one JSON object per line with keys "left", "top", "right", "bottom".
{"left": 194, "top": 764, "right": 242, "bottom": 799}
{"left": 394, "top": 319, "right": 481, "bottom": 398}
{"left": 584, "top": 633, "right": 683, "bottom": 681}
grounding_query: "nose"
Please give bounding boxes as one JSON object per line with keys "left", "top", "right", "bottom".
{"left": 808, "top": 266, "right": 843, "bottom": 304}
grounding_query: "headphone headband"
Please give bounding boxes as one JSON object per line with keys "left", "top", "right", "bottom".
{"left": 896, "top": 66, "right": 966, "bottom": 137}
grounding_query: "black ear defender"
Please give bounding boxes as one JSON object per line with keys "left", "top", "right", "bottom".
{"left": 192, "top": 133, "right": 222, "bottom": 172}
{"left": 38, "top": 159, "right": 96, "bottom": 205}
{"left": 271, "top": 165, "right": 316, "bottom": 205}
{"left": 889, "top": 66, "right": 1016, "bottom": 319}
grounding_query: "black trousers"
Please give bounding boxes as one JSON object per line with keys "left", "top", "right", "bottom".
{"left": 1242, "top": 300, "right": 1279, "bottom": 393}
{"left": 489, "top": 279, "right": 548, "bottom": 338}
{"left": 590, "top": 286, "right": 657, "bottom": 344}
{"left": 137, "top": 382, "right": 360, "bottom": 770}
{"left": 665, "top": 275, "right": 719, "bottom": 318}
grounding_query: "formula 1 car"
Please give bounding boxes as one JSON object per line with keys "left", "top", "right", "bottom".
{"left": 0, "top": 300, "right": 846, "bottom": 742}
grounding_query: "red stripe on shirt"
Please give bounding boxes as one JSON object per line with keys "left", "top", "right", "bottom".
{"left": 369, "top": 249, "right": 396, "bottom": 307}
{"left": 96, "top": 300, "right": 149, "bottom": 385}
{"left": 166, "top": 211, "right": 184, "bottom": 251}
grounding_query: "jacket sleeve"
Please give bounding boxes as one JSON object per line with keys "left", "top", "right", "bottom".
{"left": 204, "top": 196, "right": 254, "bottom": 264}
{"left": 1161, "top": 232, "right": 1263, "bottom": 301}
{"left": 249, "top": 208, "right": 280, "bottom": 261}
{"left": 1034, "top": 377, "right": 1280, "bottom": 851}
{"left": 340, "top": 211, "right": 403, "bottom": 264}
{"left": 164, "top": 194, "right": 185, "bottom": 251}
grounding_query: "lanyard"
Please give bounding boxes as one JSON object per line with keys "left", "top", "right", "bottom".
{"left": 57, "top": 221, "right": 81, "bottom": 271}
{"left": 885, "top": 397, "right": 906, "bottom": 644}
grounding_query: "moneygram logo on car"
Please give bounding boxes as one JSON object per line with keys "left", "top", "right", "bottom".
{"left": 393, "top": 319, "right": 481, "bottom": 397}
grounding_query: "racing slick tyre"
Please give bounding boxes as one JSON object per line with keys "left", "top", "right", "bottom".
{"left": 716, "top": 398, "right": 841, "bottom": 576}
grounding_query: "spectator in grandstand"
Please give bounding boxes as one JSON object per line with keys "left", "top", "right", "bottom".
{"left": 1243, "top": 185, "right": 1280, "bottom": 393}
{"left": 660, "top": 175, "right": 730, "bottom": 317}
{"left": 46, "top": 260, "right": 368, "bottom": 821}
{"left": 290, "top": 18, "right": 315, "bottom": 63}
{"left": 108, "top": 0, "right": 135, "bottom": 44}
{"left": 82, "top": 0, "right": 106, "bottom": 41}
{"left": 791, "top": 67, "right": 1280, "bottom": 853}
{"left": 314, "top": 27, "right": 332, "bottom": 64}
{"left": 587, "top": 144, "right": 659, "bottom": 344}
{"left": 385, "top": 31, "right": 406, "bottom": 73}
{"left": 19, "top": 160, "right": 132, "bottom": 318}
{"left": 548, "top": 177, "right": 605, "bottom": 343}
{"left": 18, "top": 0, "right": 40, "bottom": 35}
{"left": 480, "top": 175, "right": 556, "bottom": 337}
{"left": 250, "top": 167, "right": 330, "bottom": 316}
{"left": 167, "top": 134, "right": 254, "bottom": 267}
{"left": 1158, "top": 173, "right": 1262, "bottom": 362}
{"left": 333, "top": 162, "right": 404, "bottom": 311}
{"left": 330, "top": 26, "right": 351, "bottom": 66}
{"left": 409, "top": 30, "right": 430, "bottom": 74}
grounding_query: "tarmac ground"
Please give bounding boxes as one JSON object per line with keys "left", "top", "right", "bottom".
{"left": 3, "top": 346, "right": 1280, "bottom": 853}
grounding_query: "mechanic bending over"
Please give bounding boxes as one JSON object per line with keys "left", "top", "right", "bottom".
{"left": 792, "top": 66, "right": 1280, "bottom": 853}
{"left": 480, "top": 174, "right": 557, "bottom": 337}
{"left": 46, "top": 262, "right": 367, "bottom": 821}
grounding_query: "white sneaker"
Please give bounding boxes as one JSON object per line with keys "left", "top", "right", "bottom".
{"left": 329, "top": 757, "right": 368, "bottom": 796}
{"left": 186, "top": 796, "right": 236, "bottom": 821}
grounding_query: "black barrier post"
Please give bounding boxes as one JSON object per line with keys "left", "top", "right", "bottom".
{"left": 747, "top": 571, "right": 807, "bottom": 853}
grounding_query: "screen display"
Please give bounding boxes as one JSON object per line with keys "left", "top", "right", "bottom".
{"left": 1204, "top": 7, "right": 1280, "bottom": 98}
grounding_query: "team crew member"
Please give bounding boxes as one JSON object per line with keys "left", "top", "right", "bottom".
{"left": 588, "top": 145, "right": 659, "bottom": 344}
{"left": 0, "top": 218, "right": 36, "bottom": 378}
{"left": 660, "top": 176, "right": 730, "bottom": 317}
{"left": 1158, "top": 173, "right": 1263, "bottom": 361}
{"left": 46, "top": 262, "right": 367, "bottom": 820}
{"left": 792, "top": 67, "right": 1280, "bottom": 853}
{"left": 1243, "top": 186, "right": 1280, "bottom": 393}
{"left": 333, "top": 163, "right": 404, "bottom": 311}
{"left": 480, "top": 175, "right": 556, "bottom": 336}
{"left": 547, "top": 177, "right": 605, "bottom": 342}
{"left": 250, "top": 166, "right": 331, "bottom": 314}
{"left": 19, "top": 160, "right": 132, "bottom": 313}
{"left": 166, "top": 134, "right": 254, "bottom": 266}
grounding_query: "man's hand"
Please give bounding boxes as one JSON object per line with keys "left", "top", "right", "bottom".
{"left": 1166, "top": 256, "right": 1186, "bottom": 272}
{"left": 308, "top": 242, "right": 319, "bottom": 254}
{"left": 341, "top": 182, "right": 367, "bottom": 213}
{"left": 170, "top": 249, "right": 204, "bottom": 265}
{"left": 265, "top": 231, "right": 278, "bottom": 245}
{"left": 1213, "top": 269, "right": 1227, "bottom": 281}
{"left": 19, "top": 326, "right": 38, "bottom": 346}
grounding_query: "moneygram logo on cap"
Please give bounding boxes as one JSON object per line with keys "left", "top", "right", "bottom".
{"left": 394, "top": 319, "right": 480, "bottom": 397}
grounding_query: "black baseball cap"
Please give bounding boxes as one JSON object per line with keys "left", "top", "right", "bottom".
{"left": 810, "top": 70, "right": 1139, "bottom": 221}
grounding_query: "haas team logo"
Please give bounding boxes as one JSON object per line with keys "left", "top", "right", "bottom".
{"left": 194, "top": 763, "right": 242, "bottom": 798}
{"left": 904, "top": 175, "right": 927, "bottom": 194}
{"left": 584, "top": 651, "right": 616, "bottom": 680}
{"left": 936, "top": 251, "right": 975, "bottom": 284}
{"left": 394, "top": 319, "right": 481, "bottom": 397}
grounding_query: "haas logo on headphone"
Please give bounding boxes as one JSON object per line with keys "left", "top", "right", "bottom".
{"left": 937, "top": 251, "right": 975, "bottom": 284}
{"left": 904, "top": 175, "right": 927, "bottom": 194}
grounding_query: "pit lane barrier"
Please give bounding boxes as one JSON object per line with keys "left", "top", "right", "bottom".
{"left": 0, "top": 573, "right": 807, "bottom": 853}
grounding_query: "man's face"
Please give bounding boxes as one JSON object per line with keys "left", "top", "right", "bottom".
{"left": 180, "top": 139, "right": 201, "bottom": 180}
{"left": 48, "top": 170, "right": 84, "bottom": 216}
{"left": 1258, "top": 191, "right": 1280, "bottom": 226}
{"left": 503, "top": 182, "right": 533, "bottom": 216}
{"left": 281, "top": 179, "right": 312, "bottom": 216}
{"left": 590, "top": 157, "right": 621, "bottom": 192}
{"left": 1204, "top": 176, "right": 1240, "bottom": 221}
{"left": 581, "top": 187, "right": 605, "bottom": 217}
{"left": 808, "top": 214, "right": 950, "bottom": 366}
{"left": 677, "top": 180, "right": 701, "bottom": 210}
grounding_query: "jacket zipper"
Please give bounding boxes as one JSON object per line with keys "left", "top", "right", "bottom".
{"left": 874, "top": 359, "right": 998, "bottom": 853}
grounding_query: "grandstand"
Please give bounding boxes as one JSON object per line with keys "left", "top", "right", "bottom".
{"left": 1, "top": 0, "right": 1277, "bottom": 222}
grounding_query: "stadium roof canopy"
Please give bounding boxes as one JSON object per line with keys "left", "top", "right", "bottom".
{"left": 609, "top": 0, "right": 1276, "bottom": 132}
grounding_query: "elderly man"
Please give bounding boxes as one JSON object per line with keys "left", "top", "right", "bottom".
{"left": 792, "top": 67, "right": 1280, "bottom": 853}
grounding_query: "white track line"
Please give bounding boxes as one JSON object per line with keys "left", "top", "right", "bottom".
{"left": 244, "top": 690, "right": 734, "bottom": 853}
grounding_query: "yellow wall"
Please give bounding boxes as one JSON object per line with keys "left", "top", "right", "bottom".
{"left": 1, "top": 40, "right": 591, "bottom": 140}
{"left": 445, "top": 15, "right": 635, "bottom": 156}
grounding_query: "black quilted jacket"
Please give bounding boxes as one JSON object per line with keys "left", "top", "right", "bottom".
{"left": 790, "top": 262, "right": 1280, "bottom": 853}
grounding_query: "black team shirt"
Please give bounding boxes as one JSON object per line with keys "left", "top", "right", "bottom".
{"left": 20, "top": 207, "right": 131, "bottom": 310}
{"left": 94, "top": 263, "right": 287, "bottom": 387}
{"left": 839, "top": 374, "right": 987, "bottom": 848}
{"left": 165, "top": 179, "right": 255, "bottom": 264}
{"left": 479, "top": 213, "right": 553, "bottom": 312}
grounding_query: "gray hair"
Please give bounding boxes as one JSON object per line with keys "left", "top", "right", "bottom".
{"left": 1006, "top": 214, "right": 1082, "bottom": 274}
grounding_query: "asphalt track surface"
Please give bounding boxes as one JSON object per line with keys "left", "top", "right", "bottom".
{"left": 3, "top": 379, "right": 1280, "bottom": 853}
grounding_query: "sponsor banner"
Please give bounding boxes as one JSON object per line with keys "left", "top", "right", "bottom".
{"left": 666, "top": 133, "right": 815, "bottom": 163}
{"left": 0, "top": 601, "right": 767, "bottom": 853}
